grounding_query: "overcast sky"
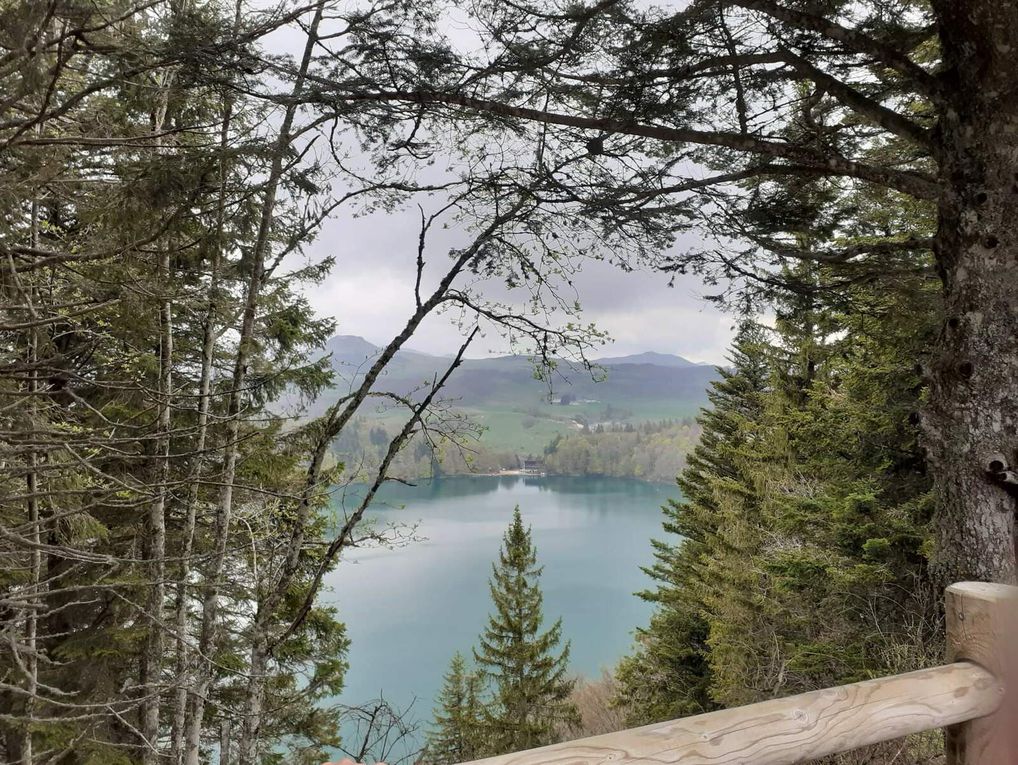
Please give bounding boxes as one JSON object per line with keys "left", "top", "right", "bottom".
{"left": 301, "top": 200, "right": 735, "bottom": 364}
{"left": 269, "top": 1, "right": 736, "bottom": 366}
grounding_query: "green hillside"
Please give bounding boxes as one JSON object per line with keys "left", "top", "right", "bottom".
{"left": 320, "top": 336, "right": 716, "bottom": 457}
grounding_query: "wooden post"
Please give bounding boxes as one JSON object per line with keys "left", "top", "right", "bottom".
{"left": 945, "top": 582, "right": 1018, "bottom": 764}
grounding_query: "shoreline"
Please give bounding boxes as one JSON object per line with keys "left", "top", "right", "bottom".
{"left": 426, "top": 469, "right": 676, "bottom": 485}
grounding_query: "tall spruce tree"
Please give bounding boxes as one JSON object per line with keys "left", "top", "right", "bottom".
{"left": 474, "top": 508, "right": 577, "bottom": 753}
{"left": 618, "top": 275, "right": 939, "bottom": 744}
{"left": 426, "top": 652, "right": 485, "bottom": 764}
{"left": 616, "top": 321, "right": 770, "bottom": 723}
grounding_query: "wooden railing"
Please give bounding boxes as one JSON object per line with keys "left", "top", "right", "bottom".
{"left": 463, "top": 582, "right": 1017, "bottom": 765}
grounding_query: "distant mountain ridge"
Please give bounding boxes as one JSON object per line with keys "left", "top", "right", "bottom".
{"left": 592, "top": 350, "right": 703, "bottom": 368}
{"left": 313, "top": 335, "right": 717, "bottom": 462}
{"left": 321, "top": 335, "right": 716, "bottom": 413}
{"left": 327, "top": 335, "right": 707, "bottom": 371}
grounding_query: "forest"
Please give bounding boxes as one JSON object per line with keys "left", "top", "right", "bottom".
{"left": 542, "top": 420, "right": 699, "bottom": 482}
{"left": 326, "top": 418, "right": 699, "bottom": 482}
{"left": 2, "top": 1, "right": 1017, "bottom": 764}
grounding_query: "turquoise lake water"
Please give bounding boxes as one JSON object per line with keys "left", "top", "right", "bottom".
{"left": 322, "top": 475, "right": 675, "bottom": 756}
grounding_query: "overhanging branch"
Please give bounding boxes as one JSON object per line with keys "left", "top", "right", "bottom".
{"left": 331, "top": 89, "right": 941, "bottom": 200}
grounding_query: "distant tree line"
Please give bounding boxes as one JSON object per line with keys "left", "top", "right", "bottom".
{"left": 543, "top": 421, "right": 700, "bottom": 482}
{"left": 329, "top": 420, "right": 516, "bottom": 480}
{"left": 332, "top": 417, "right": 702, "bottom": 483}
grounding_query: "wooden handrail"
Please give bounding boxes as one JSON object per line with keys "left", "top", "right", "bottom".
{"left": 463, "top": 662, "right": 1000, "bottom": 765}
{"left": 457, "top": 583, "right": 1017, "bottom": 765}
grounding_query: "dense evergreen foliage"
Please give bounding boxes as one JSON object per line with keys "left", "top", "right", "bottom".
{"left": 619, "top": 279, "right": 940, "bottom": 743}
{"left": 0, "top": 4, "right": 349, "bottom": 761}
{"left": 425, "top": 653, "right": 485, "bottom": 765}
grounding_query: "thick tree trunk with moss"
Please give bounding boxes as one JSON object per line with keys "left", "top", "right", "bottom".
{"left": 926, "top": 0, "right": 1018, "bottom": 585}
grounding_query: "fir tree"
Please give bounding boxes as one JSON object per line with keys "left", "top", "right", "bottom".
{"left": 426, "top": 652, "right": 485, "bottom": 764}
{"left": 474, "top": 507, "right": 577, "bottom": 753}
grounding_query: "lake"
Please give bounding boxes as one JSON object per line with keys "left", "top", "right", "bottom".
{"left": 322, "top": 475, "right": 675, "bottom": 756}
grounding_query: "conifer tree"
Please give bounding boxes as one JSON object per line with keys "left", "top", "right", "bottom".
{"left": 616, "top": 321, "right": 770, "bottom": 723}
{"left": 618, "top": 272, "right": 939, "bottom": 736}
{"left": 426, "top": 652, "right": 485, "bottom": 764}
{"left": 731, "top": 271, "right": 939, "bottom": 702}
{"left": 474, "top": 508, "right": 577, "bottom": 753}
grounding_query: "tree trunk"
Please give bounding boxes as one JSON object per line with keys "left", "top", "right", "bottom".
{"left": 237, "top": 633, "right": 269, "bottom": 765}
{"left": 20, "top": 179, "right": 43, "bottom": 765}
{"left": 21, "top": 269, "right": 40, "bottom": 765}
{"left": 141, "top": 244, "right": 173, "bottom": 763}
{"left": 139, "top": 76, "right": 176, "bottom": 761}
{"left": 182, "top": 7, "right": 324, "bottom": 763}
{"left": 169, "top": 53, "right": 234, "bottom": 765}
{"left": 219, "top": 718, "right": 233, "bottom": 765}
{"left": 181, "top": 191, "right": 262, "bottom": 765}
{"left": 170, "top": 3, "right": 227, "bottom": 757}
{"left": 168, "top": 248, "right": 220, "bottom": 765}
{"left": 926, "top": 0, "right": 1018, "bottom": 585}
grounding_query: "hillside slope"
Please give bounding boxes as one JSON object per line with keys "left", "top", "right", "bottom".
{"left": 319, "top": 336, "right": 716, "bottom": 458}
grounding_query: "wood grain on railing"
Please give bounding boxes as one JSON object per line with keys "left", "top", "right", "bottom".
{"left": 463, "top": 662, "right": 1000, "bottom": 765}
{"left": 945, "top": 582, "right": 1018, "bottom": 765}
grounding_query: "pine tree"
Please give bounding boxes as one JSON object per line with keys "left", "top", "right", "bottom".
{"left": 474, "top": 507, "right": 577, "bottom": 753}
{"left": 426, "top": 652, "right": 485, "bottom": 764}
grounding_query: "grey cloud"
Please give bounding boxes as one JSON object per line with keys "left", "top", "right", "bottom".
{"left": 305, "top": 203, "right": 734, "bottom": 363}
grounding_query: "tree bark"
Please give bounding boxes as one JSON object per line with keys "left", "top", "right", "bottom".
{"left": 139, "top": 73, "right": 176, "bottom": 763}
{"left": 21, "top": 201, "right": 41, "bottom": 765}
{"left": 237, "top": 633, "right": 269, "bottom": 765}
{"left": 219, "top": 718, "right": 233, "bottom": 765}
{"left": 21, "top": 380, "right": 39, "bottom": 765}
{"left": 168, "top": 230, "right": 221, "bottom": 765}
{"left": 140, "top": 243, "right": 173, "bottom": 763}
{"left": 926, "top": 0, "right": 1018, "bottom": 585}
{"left": 169, "top": 28, "right": 235, "bottom": 762}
